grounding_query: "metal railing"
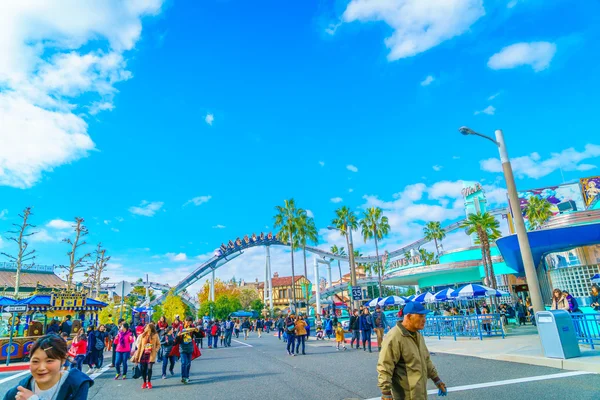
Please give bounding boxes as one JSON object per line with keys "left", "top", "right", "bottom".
{"left": 571, "top": 313, "right": 600, "bottom": 350}
{"left": 387, "top": 314, "right": 505, "bottom": 341}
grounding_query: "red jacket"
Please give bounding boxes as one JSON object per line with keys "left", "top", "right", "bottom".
{"left": 70, "top": 338, "right": 87, "bottom": 356}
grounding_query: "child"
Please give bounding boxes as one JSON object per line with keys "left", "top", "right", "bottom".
{"left": 68, "top": 331, "right": 87, "bottom": 371}
{"left": 315, "top": 326, "right": 324, "bottom": 340}
{"left": 335, "top": 323, "right": 348, "bottom": 351}
{"left": 4, "top": 335, "right": 93, "bottom": 400}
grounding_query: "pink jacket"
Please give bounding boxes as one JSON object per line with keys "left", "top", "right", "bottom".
{"left": 113, "top": 331, "right": 134, "bottom": 352}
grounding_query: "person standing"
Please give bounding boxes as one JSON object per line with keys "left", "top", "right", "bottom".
{"left": 234, "top": 318, "right": 241, "bottom": 338}
{"left": 160, "top": 326, "right": 177, "bottom": 379}
{"left": 211, "top": 319, "right": 221, "bottom": 348}
{"left": 294, "top": 315, "right": 307, "bottom": 355}
{"left": 172, "top": 315, "right": 183, "bottom": 333}
{"left": 359, "top": 307, "right": 373, "bottom": 353}
{"left": 551, "top": 288, "right": 569, "bottom": 311}
{"left": 109, "top": 319, "right": 123, "bottom": 368}
{"left": 324, "top": 316, "right": 333, "bottom": 340}
{"left": 349, "top": 309, "right": 361, "bottom": 350}
{"left": 276, "top": 316, "right": 285, "bottom": 340}
{"left": 157, "top": 316, "right": 169, "bottom": 336}
{"left": 224, "top": 317, "right": 234, "bottom": 347}
{"left": 177, "top": 317, "right": 198, "bottom": 384}
{"left": 256, "top": 318, "right": 264, "bottom": 338}
{"left": 59, "top": 315, "right": 73, "bottom": 337}
{"left": 241, "top": 318, "right": 251, "bottom": 340}
{"left": 591, "top": 284, "right": 600, "bottom": 312}
{"left": 377, "top": 302, "right": 447, "bottom": 400}
{"left": 132, "top": 323, "right": 161, "bottom": 389}
{"left": 113, "top": 322, "right": 134, "bottom": 380}
{"left": 516, "top": 299, "right": 527, "bottom": 326}
{"left": 372, "top": 305, "right": 390, "bottom": 352}
{"left": 285, "top": 315, "right": 296, "bottom": 356}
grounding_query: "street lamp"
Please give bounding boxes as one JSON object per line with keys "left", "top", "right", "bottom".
{"left": 327, "top": 225, "right": 359, "bottom": 310}
{"left": 458, "top": 126, "right": 544, "bottom": 313}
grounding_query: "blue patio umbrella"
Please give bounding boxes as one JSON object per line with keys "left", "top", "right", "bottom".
{"left": 413, "top": 292, "right": 435, "bottom": 303}
{"left": 378, "top": 296, "right": 406, "bottom": 307}
{"left": 406, "top": 295, "right": 416, "bottom": 302}
{"left": 433, "top": 288, "right": 456, "bottom": 302}
{"left": 493, "top": 289, "right": 511, "bottom": 297}
{"left": 364, "top": 298, "right": 383, "bottom": 307}
{"left": 452, "top": 283, "right": 497, "bottom": 299}
{"left": 592, "top": 274, "right": 600, "bottom": 284}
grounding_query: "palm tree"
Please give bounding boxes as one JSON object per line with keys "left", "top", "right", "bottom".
{"left": 460, "top": 212, "right": 502, "bottom": 288}
{"left": 296, "top": 211, "right": 318, "bottom": 315}
{"left": 418, "top": 248, "right": 437, "bottom": 266}
{"left": 423, "top": 221, "right": 446, "bottom": 256}
{"left": 525, "top": 196, "right": 553, "bottom": 230}
{"left": 274, "top": 199, "right": 304, "bottom": 310}
{"left": 332, "top": 206, "right": 359, "bottom": 297}
{"left": 359, "top": 207, "right": 390, "bottom": 296}
{"left": 330, "top": 244, "right": 346, "bottom": 286}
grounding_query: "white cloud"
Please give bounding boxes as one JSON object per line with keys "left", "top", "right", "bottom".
{"left": 349, "top": 188, "right": 354, "bottom": 193}
{"left": 432, "top": 165, "right": 443, "bottom": 172}
{"left": 319, "top": 161, "right": 325, "bottom": 167}
{"left": 46, "top": 219, "right": 72, "bottom": 229}
{"left": 341, "top": 0, "right": 485, "bottom": 61}
{"left": 205, "top": 113, "right": 214, "bottom": 126}
{"left": 183, "top": 195, "right": 212, "bottom": 207}
{"left": 488, "top": 42, "right": 557, "bottom": 72}
{"left": 115, "top": 216, "right": 124, "bottom": 222}
{"left": 306, "top": 210, "right": 315, "bottom": 218}
{"left": 480, "top": 144, "right": 600, "bottom": 179}
{"left": 488, "top": 92, "right": 500, "bottom": 101}
{"left": 128, "top": 201, "right": 164, "bottom": 217}
{"left": 346, "top": 164, "right": 358, "bottom": 173}
{"left": 420, "top": 75, "right": 434, "bottom": 86}
{"left": 111, "top": 227, "right": 120, "bottom": 233}
{"left": 452, "top": 156, "right": 461, "bottom": 160}
{"left": 507, "top": 0, "right": 518, "bottom": 8}
{"left": 331, "top": 197, "right": 343, "bottom": 203}
{"left": 0, "top": 2, "right": 163, "bottom": 189}
{"left": 212, "top": 224, "right": 226, "bottom": 229}
{"left": 29, "top": 228, "right": 60, "bottom": 243}
{"left": 166, "top": 252, "right": 187, "bottom": 262}
{"left": 0, "top": 209, "right": 7, "bottom": 220}
{"left": 474, "top": 105, "right": 496, "bottom": 115}
{"left": 103, "top": 220, "right": 110, "bottom": 225}
{"left": 325, "top": 22, "right": 342, "bottom": 35}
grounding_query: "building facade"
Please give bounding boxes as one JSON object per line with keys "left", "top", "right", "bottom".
{"left": 257, "top": 273, "right": 311, "bottom": 308}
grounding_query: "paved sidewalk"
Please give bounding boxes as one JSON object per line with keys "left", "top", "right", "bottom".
{"left": 424, "top": 325, "right": 600, "bottom": 373}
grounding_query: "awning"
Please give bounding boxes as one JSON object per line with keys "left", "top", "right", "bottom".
{"left": 496, "top": 222, "right": 600, "bottom": 273}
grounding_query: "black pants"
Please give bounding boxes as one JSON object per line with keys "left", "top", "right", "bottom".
{"left": 111, "top": 346, "right": 116, "bottom": 365}
{"left": 140, "top": 362, "right": 154, "bottom": 383}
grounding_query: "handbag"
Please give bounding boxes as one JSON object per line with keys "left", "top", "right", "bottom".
{"left": 95, "top": 336, "right": 105, "bottom": 351}
{"left": 133, "top": 364, "right": 142, "bottom": 379}
{"left": 192, "top": 341, "right": 201, "bottom": 360}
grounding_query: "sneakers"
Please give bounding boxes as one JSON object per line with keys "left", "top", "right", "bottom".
{"left": 142, "top": 383, "right": 147, "bottom": 389}
{"left": 336, "top": 348, "right": 340, "bottom": 351}
{"left": 86, "top": 368, "right": 95, "bottom": 374}
{"left": 183, "top": 378, "right": 190, "bottom": 384}
{"left": 122, "top": 375, "right": 127, "bottom": 380}
{"left": 147, "top": 383, "right": 153, "bottom": 389}
{"left": 343, "top": 347, "right": 347, "bottom": 351}
{"left": 114, "top": 374, "right": 120, "bottom": 380}
{"left": 108, "top": 364, "right": 115, "bottom": 368}
{"left": 162, "top": 374, "right": 166, "bottom": 379}
{"left": 170, "top": 369, "right": 174, "bottom": 376}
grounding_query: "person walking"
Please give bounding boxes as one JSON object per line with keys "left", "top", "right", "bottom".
{"left": 256, "top": 318, "right": 264, "bottom": 338}
{"left": 372, "top": 305, "right": 390, "bottom": 352}
{"left": 95, "top": 325, "right": 108, "bottom": 369}
{"left": 177, "top": 317, "right": 198, "bottom": 384}
{"left": 4, "top": 335, "right": 94, "bottom": 400}
{"left": 132, "top": 323, "right": 161, "bottom": 389}
{"left": 160, "top": 326, "right": 177, "bottom": 379}
{"left": 359, "top": 307, "right": 373, "bottom": 352}
{"left": 68, "top": 331, "right": 87, "bottom": 372}
{"left": 294, "top": 315, "right": 307, "bottom": 355}
{"left": 241, "top": 318, "right": 251, "bottom": 340}
{"left": 210, "top": 319, "right": 221, "bottom": 349}
{"left": 349, "top": 309, "right": 361, "bottom": 349}
{"left": 108, "top": 319, "right": 123, "bottom": 368}
{"left": 85, "top": 326, "right": 100, "bottom": 374}
{"left": 324, "top": 316, "right": 333, "bottom": 340}
{"left": 224, "top": 317, "right": 234, "bottom": 347}
{"left": 285, "top": 315, "right": 296, "bottom": 356}
{"left": 276, "top": 316, "right": 285, "bottom": 340}
{"left": 377, "top": 302, "right": 447, "bottom": 400}
{"left": 335, "top": 323, "right": 348, "bottom": 351}
{"left": 234, "top": 318, "right": 241, "bottom": 338}
{"left": 157, "top": 316, "right": 169, "bottom": 336}
{"left": 113, "top": 322, "right": 134, "bottom": 380}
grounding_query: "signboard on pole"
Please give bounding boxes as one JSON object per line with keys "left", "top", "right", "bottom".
{"left": 2, "top": 305, "right": 28, "bottom": 313}
{"left": 351, "top": 286, "right": 363, "bottom": 301}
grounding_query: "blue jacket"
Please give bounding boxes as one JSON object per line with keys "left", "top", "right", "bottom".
{"left": 359, "top": 314, "right": 374, "bottom": 331}
{"left": 324, "top": 319, "right": 333, "bottom": 332}
{"left": 3, "top": 368, "right": 93, "bottom": 400}
{"left": 371, "top": 311, "right": 389, "bottom": 329}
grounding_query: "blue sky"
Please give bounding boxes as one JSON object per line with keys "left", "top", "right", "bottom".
{"left": 1, "top": 0, "right": 599, "bottom": 292}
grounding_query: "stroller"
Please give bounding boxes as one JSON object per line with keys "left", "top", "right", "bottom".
{"left": 315, "top": 327, "right": 324, "bottom": 340}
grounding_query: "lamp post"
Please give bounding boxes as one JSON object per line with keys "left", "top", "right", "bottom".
{"left": 327, "top": 226, "right": 359, "bottom": 311}
{"left": 458, "top": 126, "right": 544, "bottom": 313}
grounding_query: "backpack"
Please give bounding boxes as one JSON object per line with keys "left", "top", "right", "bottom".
{"left": 211, "top": 325, "right": 218, "bottom": 336}
{"left": 95, "top": 335, "right": 105, "bottom": 350}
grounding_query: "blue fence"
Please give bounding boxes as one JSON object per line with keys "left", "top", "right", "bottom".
{"left": 571, "top": 313, "right": 600, "bottom": 350}
{"left": 387, "top": 314, "right": 505, "bottom": 341}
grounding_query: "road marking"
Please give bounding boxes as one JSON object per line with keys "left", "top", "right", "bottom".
{"left": 89, "top": 365, "right": 111, "bottom": 380}
{"left": 231, "top": 339, "right": 253, "bottom": 348}
{"left": 0, "top": 370, "right": 29, "bottom": 385}
{"left": 364, "top": 370, "right": 595, "bottom": 399}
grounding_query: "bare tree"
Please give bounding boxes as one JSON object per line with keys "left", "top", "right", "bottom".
{"left": 61, "top": 217, "right": 91, "bottom": 290}
{"left": 84, "top": 243, "right": 110, "bottom": 298}
{"left": 1, "top": 207, "right": 37, "bottom": 297}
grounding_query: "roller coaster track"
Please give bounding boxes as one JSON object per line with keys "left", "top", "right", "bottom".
{"left": 149, "top": 207, "right": 508, "bottom": 306}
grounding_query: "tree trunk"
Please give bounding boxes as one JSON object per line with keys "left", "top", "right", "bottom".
{"left": 289, "top": 230, "right": 297, "bottom": 311}
{"left": 338, "top": 260, "right": 343, "bottom": 303}
{"left": 434, "top": 237, "right": 439, "bottom": 257}
{"left": 303, "top": 245, "right": 309, "bottom": 316}
{"left": 345, "top": 233, "right": 354, "bottom": 312}
{"left": 374, "top": 232, "right": 383, "bottom": 297}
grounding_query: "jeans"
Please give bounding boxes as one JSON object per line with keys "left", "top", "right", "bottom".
{"left": 296, "top": 335, "right": 305, "bottom": 354}
{"left": 362, "top": 330, "right": 372, "bottom": 351}
{"left": 115, "top": 351, "right": 129, "bottom": 376}
{"left": 212, "top": 335, "right": 219, "bottom": 348}
{"left": 286, "top": 334, "right": 296, "bottom": 354}
{"left": 243, "top": 329, "right": 249, "bottom": 339}
{"left": 278, "top": 328, "right": 284, "bottom": 339}
{"left": 162, "top": 355, "right": 176, "bottom": 376}
{"left": 71, "top": 355, "right": 85, "bottom": 371}
{"left": 225, "top": 331, "right": 232, "bottom": 347}
{"left": 140, "top": 362, "right": 154, "bottom": 383}
{"left": 350, "top": 330, "right": 361, "bottom": 348}
{"left": 87, "top": 348, "right": 101, "bottom": 368}
{"left": 96, "top": 350, "right": 104, "bottom": 368}
{"left": 180, "top": 352, "right": 191, "bottom": 379}
{"left": 235, "top": 329, "right": 240, "bottom": 338}
{"left": 208, "top": 335, "right": 213, "bottom": 347}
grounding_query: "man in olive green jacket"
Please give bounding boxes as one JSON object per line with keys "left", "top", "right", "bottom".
{"left": 377, "top": 302, "right": 447, "bottom": 399}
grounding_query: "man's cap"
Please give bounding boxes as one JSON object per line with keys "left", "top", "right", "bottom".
{"left": 403, "top": 302, "right": 431, "bottom": 315}
{"left": 375, "top": 305, "right": 381, "bottom": 310}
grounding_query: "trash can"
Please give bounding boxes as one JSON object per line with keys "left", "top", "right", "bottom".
{"left": 535, "top": 310, "right": 581, "bottom": 359}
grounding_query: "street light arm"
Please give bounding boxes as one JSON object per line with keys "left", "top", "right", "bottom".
{"left": 472, "top": 131, "right": 500, "bottom": 146}
{"left": 458, "top": 126, "right": 499, "bottom": 146}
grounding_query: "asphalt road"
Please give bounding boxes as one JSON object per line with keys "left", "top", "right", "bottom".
{"left": 1, "top": 333, "right": 599, "bottom": 399}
